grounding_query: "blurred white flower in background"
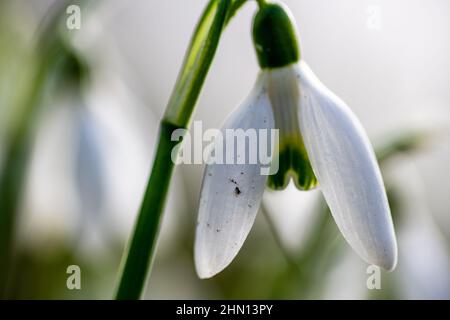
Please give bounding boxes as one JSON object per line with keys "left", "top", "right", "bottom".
{"left": 387, "top": 159, "right": 450, "bottom": 299}
{"left": 17, "top": 71, "right": 152, "bottom": 256}
{"left": 18, "top": 60, "right": 187, "bottom": 261}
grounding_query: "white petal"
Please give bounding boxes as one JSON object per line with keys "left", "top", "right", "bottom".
{"left": 195, "top": 73, "right": 275, "bottom": 278}
{"left": 297, "top": 61, "right": 398, "bottom": 271}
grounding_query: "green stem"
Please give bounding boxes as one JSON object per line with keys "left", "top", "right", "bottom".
{"left": 115, "top": 121, "right": 182, "bottom": 299}
{"left": 256, "top": 0, "right": 267, "bottom": 8}
{"left": 115, "top": 0, "right": 246, "bottom": 299}
{"left": 225, "top": 0, "right": 247, "bottom": 24}
{"left": 0, "top": 133, "right": 32, "bottom": 296}
{"left": 164, "top": 0, "right": 231, "bottom": 125}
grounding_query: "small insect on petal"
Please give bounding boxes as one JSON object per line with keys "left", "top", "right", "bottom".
{"left": 195, "top": 74, "right": 275, "bottom": 278}
{"left": 297, "top": 61, "right": 398, "bottom": 271}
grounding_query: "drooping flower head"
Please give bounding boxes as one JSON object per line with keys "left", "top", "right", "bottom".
{"left": 195, "top": 1, "right": 397, "bottom": 279}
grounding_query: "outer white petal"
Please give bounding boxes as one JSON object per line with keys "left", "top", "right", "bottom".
{"left": 296, "top": 61, "right": 398, "bottom": 271}
{"left": 195, "top": 73, "right": 274, "bottom": 279}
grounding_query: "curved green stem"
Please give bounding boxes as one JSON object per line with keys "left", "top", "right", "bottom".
{"left": 256, "top": 0, "right": 267, "bottom": 8}
{"left": 164, "top": 0, "right": 231, "bottom": 126}
{"left": 225, "top": 0, "right": 247, "bottom": 24}
{"left": 115, "top": 121, "right": 181, "bottom": 299}
{"left": 115, "top": 0, "right": 249, "bottom": 299}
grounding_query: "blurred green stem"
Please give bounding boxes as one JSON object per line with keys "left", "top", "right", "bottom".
{"left": 0, "top": 42, "right": 51, "bottom": 298}
{"left": 261, "top": 206, "right": 299, "bottom": 269}
{"left": 0, "top": 0, "right": 86, "bottom": 296}
{"left": 115, "top": 0, "right": 253, "bottom": 299}
{"left": 115, "top": 121, "right": 180, "bottom": 299}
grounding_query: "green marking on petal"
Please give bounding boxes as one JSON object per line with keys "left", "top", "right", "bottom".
{"left": 268, "top": 136, "right": 317, "bottom": 191}
{"left": 263, "top": 66, "right": 317, "bottom": 191}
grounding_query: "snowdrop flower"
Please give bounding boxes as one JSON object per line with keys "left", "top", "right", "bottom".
{"left": 195, "top": 1, "right": 397, "bottom": 278}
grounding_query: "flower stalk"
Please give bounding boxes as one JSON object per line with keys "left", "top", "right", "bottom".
{"left": 115, "top": 0, "right": 248, "bottom": 299}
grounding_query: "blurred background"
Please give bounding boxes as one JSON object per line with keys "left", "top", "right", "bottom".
{"left": 0, "top": 0, "right": 449, "bottom": 299}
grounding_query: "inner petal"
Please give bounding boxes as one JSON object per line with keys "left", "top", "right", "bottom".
{"left": 266, "top": 65, "right": 317, "bottom": 190}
